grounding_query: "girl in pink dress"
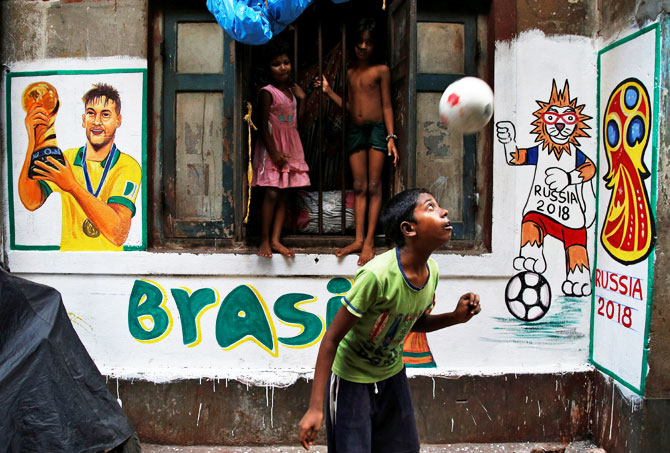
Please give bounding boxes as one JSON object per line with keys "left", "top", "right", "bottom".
{"left": 252, "top": 41, "right": 310, "bottom": 258}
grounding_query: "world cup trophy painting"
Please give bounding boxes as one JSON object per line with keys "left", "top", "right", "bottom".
{"left": 22, "top": 82, "right": 66, "bottom": 178}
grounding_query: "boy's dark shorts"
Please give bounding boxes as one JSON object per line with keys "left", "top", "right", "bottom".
{"left": 347, "top": 122, "right": 388, "bottom": 154}
{"left": 325, "top": 368, "right": 420, "bottom": 453}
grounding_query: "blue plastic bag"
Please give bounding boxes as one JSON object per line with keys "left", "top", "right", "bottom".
{"left": 265, "top": 0, "right": 313, "bottom": 33}
{"left": 206, "top": 0, "right": 271, "bottom": 45}
{"left": 207, "top": 0, "right": 315, "bottom": 45}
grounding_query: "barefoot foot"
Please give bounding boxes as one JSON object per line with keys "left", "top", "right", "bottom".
{"left": 335, "top": 240, "right": 364, "bottom": 258}
{"left": 257, "top": 240, "right": 273, "bottom": 258}
{"left": 271, "top": 240, "right": 295, "bottom": 258}
{"left": 357, "top": 243, "right": 375, "bottom": 266}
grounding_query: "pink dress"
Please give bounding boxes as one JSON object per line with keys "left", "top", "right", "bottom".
{"left": 251, "top": 84, "right": 311, "bottom": 188}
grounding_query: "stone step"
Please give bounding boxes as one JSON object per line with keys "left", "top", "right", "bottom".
{"left": 141, "top": 441, "right": 605, "bottom": 453}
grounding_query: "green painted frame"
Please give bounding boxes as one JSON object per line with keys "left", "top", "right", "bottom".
{"left": 590, "top": 22, "right": 660, "bottom": 395}
{"left": 4, "top": 68, "right": 148, "bottom": 251}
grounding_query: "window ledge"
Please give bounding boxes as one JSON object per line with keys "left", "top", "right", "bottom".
{"left": 7, "top": 247, "right": 511, "bottom": 278}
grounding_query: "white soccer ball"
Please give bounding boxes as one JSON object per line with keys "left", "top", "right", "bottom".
{"left": 438, "top": 76, "right": 494, "bottom": 134}
{"left": 504, "top": 271, "right": 552, "bottom": 322}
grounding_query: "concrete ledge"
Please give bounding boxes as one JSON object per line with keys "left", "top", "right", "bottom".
{"left": 591, "top": 372, "right": 670, "bottom": 452}
{"left": 109, "top": 371, "right": 596, "bottom": 446}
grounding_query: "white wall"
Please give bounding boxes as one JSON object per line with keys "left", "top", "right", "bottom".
{"left": 3, "top": 32, "right": 601, "bottom": 385}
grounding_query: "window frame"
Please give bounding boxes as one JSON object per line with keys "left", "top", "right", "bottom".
{"left": 151, "top": 1, "right": 496, "bottom": 253}
{"left": 413, "top": 11, "right": 479, "bottom": 241}
{"left": 160, "top": 8, "right": 239, "bottom": 245}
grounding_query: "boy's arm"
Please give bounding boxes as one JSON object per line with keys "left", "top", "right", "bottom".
{"left": 316, "top": 75, "right": 343, "bottom": 108}
{"left": 412, "top": 292, "right": 480, "bottom": 332}
{"left": 298, "top": 305, "right": 358, "bottom": 450}
{"left": 379, "top": 65, "right": 398, "bottom": 166}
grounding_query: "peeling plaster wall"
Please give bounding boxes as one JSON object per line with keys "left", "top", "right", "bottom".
{"left": 646, "top": 14, "right": 670, "bottom": 400}
{"left": 517, "top": 0, "right": 598, "bottom": 36}
{"left": 591, "top": 372, "right": 670, "bottom": 453}
{"left": 0, "top": 0, "right": 148, "bottom": 64}
{"left": 598, "top": 0, "right": 670, "bottom": 41}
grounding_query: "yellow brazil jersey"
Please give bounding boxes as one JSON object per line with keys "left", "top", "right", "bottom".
{"left": 39, "top": 146, "right": 142, "bottom": 251}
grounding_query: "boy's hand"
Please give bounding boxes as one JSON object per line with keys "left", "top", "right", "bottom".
{"left": 387, "top": 139, "right": 398, "bottom": 167}
{"left": 313, "top": 76, "right": 331, "bottom": 95}
{"left": 298, "top": 408, "right": 323, "bottom": 450}
{"left": 454, "top": 292, "right": 481, "bottom": 323}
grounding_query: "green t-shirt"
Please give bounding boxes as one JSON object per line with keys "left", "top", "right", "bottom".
{"left": 332, "top": 248, "right": 439, "bottom": 383}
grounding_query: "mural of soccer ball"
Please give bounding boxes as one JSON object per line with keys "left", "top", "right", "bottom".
{"left": 438, "top": 76, "right": 494, "bottom": 134}
{"left": 505, "top": 271, "right": 552, "bottom": 321}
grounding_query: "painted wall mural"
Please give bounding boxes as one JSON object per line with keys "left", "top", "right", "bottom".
{"left": 6, "top": 67, "right": 147, "bottom": 251}
{"left": 5, "top": 42, "right": 600, "bottom": 385}
{"left": 496, "top": 79, "right": 596, "bottom": 322}
{"left": 600, "top": 78, "right": 655, "bottom": 265}
{"left": 127, "top": 277, "right": 435, "bottom": 368}
{"left": 29, "top": 271, "right": 586, "bottom": 384}
{"left": 592, "top": 23, "right": 659, "bottom": 395}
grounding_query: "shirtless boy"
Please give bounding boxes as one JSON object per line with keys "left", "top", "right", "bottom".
{"left": 317, "top": 18, "right": 398, "bottom": 266}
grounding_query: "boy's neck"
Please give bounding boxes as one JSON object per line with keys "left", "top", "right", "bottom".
{"left": 355, "top": 59, "right": 372, "bottom": 69}
{"left": 397, "top": 244, "right": 431, "bottom": 274}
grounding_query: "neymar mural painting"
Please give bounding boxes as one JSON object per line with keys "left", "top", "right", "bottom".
{"left": 6, "top": 67, "right": 147, "bottom": 251}
{"left": 592, "top": 24, "right": 659, "bottom": 395}
{"left": 496, "top": 80, "right": 596, "bottom": 322}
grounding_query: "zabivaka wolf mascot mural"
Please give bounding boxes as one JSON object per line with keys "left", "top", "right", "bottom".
{"left": 497, "top": 79, "right": 595, "bottom": 298}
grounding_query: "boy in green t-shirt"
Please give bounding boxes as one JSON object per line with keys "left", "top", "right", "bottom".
{"left": 298, "top": 188, "right": 481, "bottom": 452}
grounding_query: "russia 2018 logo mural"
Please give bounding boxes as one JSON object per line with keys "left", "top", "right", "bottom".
{"left": 601, "top": 78, "right": 655, "bottom": 265}
{"left": 592, "top": 24, "right": 659, "bottom": 394}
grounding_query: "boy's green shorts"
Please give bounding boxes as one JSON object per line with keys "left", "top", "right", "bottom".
{"left": 347, "top": 121, "right": 388, "bottom": 153}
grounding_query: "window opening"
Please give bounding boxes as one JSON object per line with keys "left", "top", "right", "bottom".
{"left": 245, "top": 1, "right": 386, "bottom": 248}
{"left": 154, "top": 1, "right": 492, "bottom": 252}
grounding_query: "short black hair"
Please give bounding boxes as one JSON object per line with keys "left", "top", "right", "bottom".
{"left": 356, "top": 18, "right": 378, "bottom": 42}
{"left": 351, "top": 18, "right": 382, "bottom": 63}
{"left": 263, "top": 38, "right": 291, "bottom": 66}
{"left": 82, "top": 83, "right": 121, "bottom": 114}
{"left": 381, "top": 188, "right": 432, "bottom": 248}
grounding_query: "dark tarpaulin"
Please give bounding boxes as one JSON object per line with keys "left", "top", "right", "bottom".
{"left": 0, "top": 270, "right": 134, "bottom": 453}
